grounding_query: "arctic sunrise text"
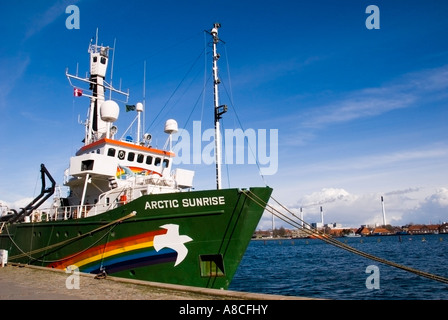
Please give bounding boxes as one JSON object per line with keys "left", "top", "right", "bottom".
{"left": 145, "top": 196, "right": 225, "bottom": 210}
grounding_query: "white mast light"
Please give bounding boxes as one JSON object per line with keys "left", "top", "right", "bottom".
{"left": 164, "top": 119, "right": 178, "bottom": 134}
{"left": 164, "top": 119, "right": 178, "bottom": 151}
{"left": 136, "top": 102, "right": 144, "bottom": 144}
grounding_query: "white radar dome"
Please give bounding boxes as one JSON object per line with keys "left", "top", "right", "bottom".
{"left": 100, "top": 100, "right": 120, "bottom": 122}
{"left": 136, "top": 102, "right": 144, "bottom": 112}
{"left": 164, "top": 119, "right": 178, "bottom": 134}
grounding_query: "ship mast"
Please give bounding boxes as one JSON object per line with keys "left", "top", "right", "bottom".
{"left": 66, "top": 29, "right": 129, "bottom": 145}
{"left": 210, "top": 23, "right": 227, "bottom": 190}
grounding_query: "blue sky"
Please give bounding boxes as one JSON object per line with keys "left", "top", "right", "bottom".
{"left": 1, "top": 0, "right": 447, "bottom": 229}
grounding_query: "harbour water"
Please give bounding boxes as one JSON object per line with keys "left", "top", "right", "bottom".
{"left": 229, "top": 233, "right": 448, "bottom": 300}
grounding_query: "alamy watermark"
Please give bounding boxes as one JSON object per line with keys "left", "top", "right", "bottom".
{"left": 65, "top": 265, "right": 80, "bottom": 289}
{"left": 66, "top": 5, "right": 380, "bottom": 31}
{"left": 172, "top": 121, "right": 278, "bottom": 175}
{"left": 365, "top": 5, "right": 380, "bottom": 30}
{"left": 65, "top": 5, "right": 80, "bottom": 30}
{"left": 365, "top": 265, "right": 380, "bottom": 289}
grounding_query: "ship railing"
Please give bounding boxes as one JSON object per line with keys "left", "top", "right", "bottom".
{"left": 57, "top": 200, "right": 130, "bottom": 220}
{"left": 134, "top": 175, "right": 176, "bottom": 188}
{"left": 50, "top": 204, "right": 96, "bottom": 220}
{"left": 82, "top": 201, "right": 124, "bottom": 217}
{"left": 12, "top": 206, "right": 88, "bottom": 222}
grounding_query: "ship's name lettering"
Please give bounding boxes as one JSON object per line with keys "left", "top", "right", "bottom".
{"left": 144, "top": 196, "right": 225, "bottom": 210}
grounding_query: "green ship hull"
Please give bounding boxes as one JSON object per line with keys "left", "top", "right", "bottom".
{"left": 0, "top": 187, "right": 272, "bottom": 289}
{"left": 0, "top": 24, "right": 273, "bottom": 291}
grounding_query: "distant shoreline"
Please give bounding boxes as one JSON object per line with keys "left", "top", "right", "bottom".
{"left": 253, "top": 232, "right": 446, "bottom": 241}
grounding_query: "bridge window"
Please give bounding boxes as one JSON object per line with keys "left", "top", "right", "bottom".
{"left": 137, "top": 154, "right": 144, "bottom": 163}
{"left": 107, "top": 148, "right": 116, "bottom": 157}
{"left": 81, "top": 160, "right": 94, "bottom": 171}
{"left": 163, "top": 159, "right": 169, "bottom": 168}
{"left": 154, "top": 157, "right": 161, "bottom": 166}
{"left": 128, "top": 152, "right": 135, "bottom": 161}
{"left": 146, "top": 156, "right": 153, "bottom": 165}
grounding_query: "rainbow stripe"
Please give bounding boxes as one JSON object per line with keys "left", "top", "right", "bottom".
{"left": 48, "top": 228, "right": 177, "bottom": 274}
{"left": 116, "top": 166, "right": 162, "bottom": 179}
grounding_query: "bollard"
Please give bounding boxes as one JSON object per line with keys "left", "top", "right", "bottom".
{"left": 0, "top": 249, "right": 8, "bottom": 267}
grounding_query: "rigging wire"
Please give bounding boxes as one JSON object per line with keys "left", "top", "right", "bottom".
{"left": 219, "top": 78, "right": 269, "bottom": 187}
{"left": 145, "top": 50, "right": 205, "bottom": 133}
{"left": 201, "top": 30, "right": 208, "bottom": 122}
{"left": 179, "top": 72, "right": 212, "bottom": 132}
{"left": 165, "top": 62, "right": 206, "bottom": 122}
{"left": 170, "top": 33, "right": 216, "bottom": 137}
{"left": 245, "top": 190, "right": 448, "bottom": 285}
{"left": 115, "top": 32, "right": 203, "bottom": 88}
{"left": 220, "top": 116, "right": 232, "bottom": 188}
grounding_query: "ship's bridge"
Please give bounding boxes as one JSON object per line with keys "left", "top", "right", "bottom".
{"left": 73, "top": 138, "right": 175, "bottom": 179}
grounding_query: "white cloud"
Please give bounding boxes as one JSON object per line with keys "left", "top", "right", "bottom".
{"left": 302, "top": 93, "right": 415, "bottom": 128}
{"left": 24, "top": 0, "right": 81, "bottom": 40}
{"left": 313, "top": 146, "right": 448, "bottom": 173}
{"left": 271, "top": 143, "right": 448, "bottom": 196}
{"left": 259, "top": 186, "right": 448, "bottom": 230}
{"left": 301, "top": 65, "right": 448, "bottom": 128}
{"left": 426, "top": 188, "right": 448, "bottom": 207}
{"left": 0, "top": 55, "right": 30, "bottom": 106}
{"left": 296, "top": 187, "right": 356, "bottom": 208}
{"left": 404, "top": 188, "right": 448, "bottom": 224}
{"left": 0, "top": 198, "right": 34, "bottom": 214}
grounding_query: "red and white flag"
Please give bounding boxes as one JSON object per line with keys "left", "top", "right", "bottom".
{"left": 74, "top": 88, "right": 83, "bottom": 97}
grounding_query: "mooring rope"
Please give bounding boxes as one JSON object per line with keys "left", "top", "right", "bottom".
{"left": 5, "top": 211, "right": 137, "bottom": 263}
{"left": 245, "top": 190, "right": 448, "bottom": 285}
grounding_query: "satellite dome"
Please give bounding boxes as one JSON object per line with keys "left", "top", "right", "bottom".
{"left": 100, "top": 100, "right": 120, "bottom": 122}
{"left": 136, "top": 102, "right": 144, "bottom": 112}
{"left": 164, "top": 119, "right": 178, "bottom": 134}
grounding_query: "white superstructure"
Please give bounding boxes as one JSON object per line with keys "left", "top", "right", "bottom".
{"left": 55, "top": 33, "right": 195, "bottom": 220}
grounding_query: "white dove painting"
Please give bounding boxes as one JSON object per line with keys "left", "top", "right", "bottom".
{"left": 153, "top": 224, "right": 193, "bottom": 266}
